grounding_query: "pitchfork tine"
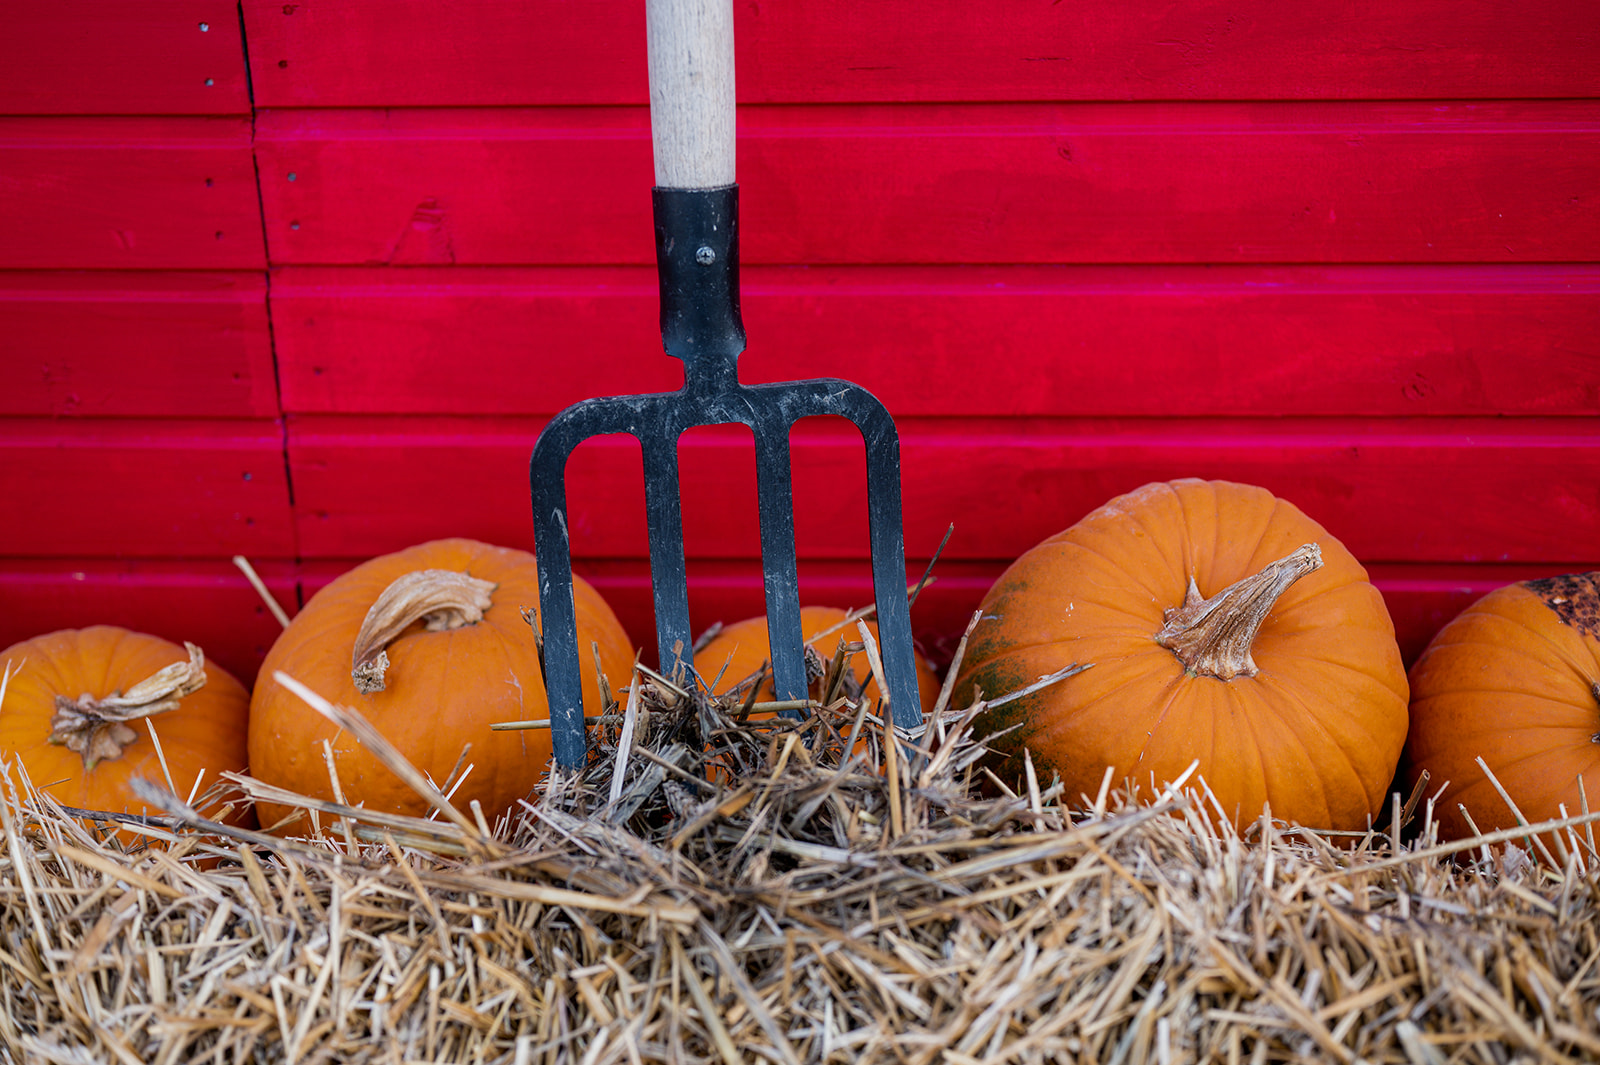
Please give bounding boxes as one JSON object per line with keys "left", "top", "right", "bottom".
{"left": 640, "top": 438, "right": 693, "bottom": 678}
{"left": 529, "top": 422, "right": 587, "bottom": 772}
{"left": 753, "top": 422, "right": 807, "bottom": 705}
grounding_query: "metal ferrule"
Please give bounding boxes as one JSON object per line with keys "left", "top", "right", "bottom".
{"left": 653, "top": 185, "right": 746, "bottom": 390}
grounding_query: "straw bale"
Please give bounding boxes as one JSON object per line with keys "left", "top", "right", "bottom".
{"left": 4, "top": 642, "right": 1600, "bottom": 1064}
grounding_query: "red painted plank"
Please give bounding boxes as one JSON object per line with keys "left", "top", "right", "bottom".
{"left": 297, "top": 556, "right": 991, "bottom": 675}
{"left": 255, "top": 103, "right": 1600, "bottom": 266}
{"left": 0, "top": 273, "right": 277, "bottom": 418}
{"left": 271, "top": 264, "right": 1600, "bottom": 418}
{"left": 0, "top": 554, "right": 1556, "bottom": 687}
{"left": 0, "top": 560, "right": 296, "bottom": 686}
{"left": 1, "top": 3, "right": 250, "bottom": 115}
{"left": 285, "top": 415, "right": 1600, "bottom": 567}
{"left": 241, "top": 0, "right": 1600, "bottom": 107}
{"left": 0, "top": 419, "right": 295, "bottom": 558}
{"left": 0, "top": 552, "right": 1530, "bottom": 693}
{"left": 579, "top": 561, "right": 1588, "bottom": 672}
{"left": 0, "top": 117, "right": 264, "bottom": 269}
{"left": 1368, "top": 566, "right": 1573, "bottom": 669}
{"left": 298, "top": 557, "right": 1588, "bottom": 674}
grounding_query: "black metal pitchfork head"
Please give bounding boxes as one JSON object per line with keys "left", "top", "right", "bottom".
{"left": 529, "top": 184, "right": 924, "bottom": 770}
{"left": 529, "top": 0, "right": 923, "bottom": 770}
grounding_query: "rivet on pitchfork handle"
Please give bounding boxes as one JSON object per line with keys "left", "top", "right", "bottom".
{"left": 530, "top": 185, "right": 923, "bottom": 770}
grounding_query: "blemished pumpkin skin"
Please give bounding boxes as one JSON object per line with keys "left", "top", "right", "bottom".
{"left": 0, "top": 626, "right": 252, "bottom": 833}
{"left": 953, "top": 479, "right": 1409, "bottom": 833}
{"left": 1405, "top": 572, "right": 1600, "bottom": 845}
{"left": 696, "top": 606, "right": 942, "bottom": 713}
{"left": 249, "top": 538, "right": 635, "bottom": 829}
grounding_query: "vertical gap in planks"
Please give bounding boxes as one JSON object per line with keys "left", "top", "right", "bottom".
{"left": 237, "top": 0, "right": 304, "bottom": 611}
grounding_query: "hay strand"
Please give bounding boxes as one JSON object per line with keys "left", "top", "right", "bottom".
{"left": 4, "top": 643, "right": 1600, "bottom": 1064}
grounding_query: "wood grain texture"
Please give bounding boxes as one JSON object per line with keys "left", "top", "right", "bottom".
{"left": 254, "top": 102, "right": 1600, "bottom": 266}
{"left": 241, "top": 0, "right": 1600, "bottom": 107}
{"left": 285, "top": 415, "right": 1600, "bottom": 566}
{"left": 646, "top": 0, "right": 738, "bottom": 188}
{"left": 0, "top": 2, "right": 250, "bottom": 115}
{"left": 0, "top": 420, "right": 295, "bottom": 558}
{"left": 0, "top": 117, "right": 264, "bottom": 269}
{"left": 0, "top": 273, "right": 276, "bottom": 418}
{"left": 0, "top": 560, "right": 296, "bottom": 686}
{"left": 270, "top": 264, "right": 1600, "bottom": 417}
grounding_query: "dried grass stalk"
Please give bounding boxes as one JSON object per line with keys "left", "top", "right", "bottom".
{"left": 4, "top": 641, "right": 1600, "bottom": 1064}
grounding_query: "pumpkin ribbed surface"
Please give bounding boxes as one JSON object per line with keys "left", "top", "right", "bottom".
{"left": 249, "top": 538, "right": 634, "bottom": 828}
{"left": 1405, "top": 572, "right": 1600, "bottom": 844}
{"left": 953, "top": 479, "right": 1408, "bottom": 832}
{"left": 0, "top": 626, "right": 251, "bottom": 827}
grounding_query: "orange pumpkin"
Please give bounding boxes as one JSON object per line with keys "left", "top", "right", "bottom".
{"left": 1405, "top": 572, "right": 1600, "bottom": 846}
{"left": 0, "top": 626, "right": 251, "bottom": 834}
{"left": 954, "top": 479, "right": 1409, "bottom": 832}
{"left": 696, "top": 606, "right": 942, "bottom": 714}
{"left": 249, "top": 538, "right": 634, "bottom": 829}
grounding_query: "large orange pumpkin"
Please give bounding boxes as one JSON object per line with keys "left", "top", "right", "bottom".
{"left": 0, "top": 626, "right": 251, "bottom": 832}
{"left": 249, "top": 538, "right": 634, "bottom": 828}
{"left": 953, "top": 479, "right": 1409, "bottom": 832}
{"left": 696, "top": 606, "right": 942, "bottom": 713}
{"left": 1405, "top": 572, "right": 1600, "bottom": 845}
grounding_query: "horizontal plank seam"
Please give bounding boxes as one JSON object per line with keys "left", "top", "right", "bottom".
{"left": 261, "top": 262, "right": 1600, "bottom": 294}
{"left": 247, "top": 99, "right": 1600, "bottom": 129}
{"left": 3, "top": 559, "right": 1593, "bottom": 575}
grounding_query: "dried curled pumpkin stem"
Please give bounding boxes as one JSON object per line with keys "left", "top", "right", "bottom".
{"left": 1154, "top": 543, "right": 1323, "bottom": 681}
{"left": 48, "top": 643, "right": 208, "bottom": 768}
{"left": 352, "top": 569, "right": 497, "bottom": 693}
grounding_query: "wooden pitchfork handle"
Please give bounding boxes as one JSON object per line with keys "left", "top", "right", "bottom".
{"left": 647, "top": 0, "right": 737, "bottom": 190}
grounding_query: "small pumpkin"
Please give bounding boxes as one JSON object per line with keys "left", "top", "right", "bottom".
{"left": 248, "top": 538, "right": 634, "bottom": 828}
{"left": 953, "top": 479, "right": 1409, "bottom": 832}
{"left": 0, "top": 626, "right": 251, "bottom": 834}
{"left": 696, "top": 606, "right": 942, "bottom": 713}
{"left": 1405, "top": 572, "right": 1600, "bottom": 846}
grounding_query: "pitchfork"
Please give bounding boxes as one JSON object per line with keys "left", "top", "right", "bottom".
{"left": 528, "top": 0, "right": 924, "bottom": 770}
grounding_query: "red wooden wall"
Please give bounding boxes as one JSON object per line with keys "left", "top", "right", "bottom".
{"left": 3, "top": 1, "right": 1597, "bottom": 685}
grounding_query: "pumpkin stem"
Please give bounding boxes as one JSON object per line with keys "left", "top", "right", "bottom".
{"left": 352, "top": 569, "right": 498, "bottom": 693}
{"left": 48, "top": 643, "right": 208, "bottom": 769}
{"left": 1154, "top": 543, "right": 1323, "bottom": 680}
